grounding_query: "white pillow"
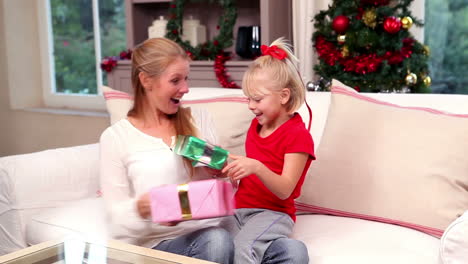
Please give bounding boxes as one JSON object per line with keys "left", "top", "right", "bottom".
{"left": 296, "top": 80, "right": 468, "bottom": 237}
{"left": 102, "top": 85, "right": 133, "bottom": 125}
{"left": 440, "top": 210, "right": 468, "bottom": 264}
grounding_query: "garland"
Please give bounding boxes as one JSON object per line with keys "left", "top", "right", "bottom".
{"left": 166, "top": 0, "right": 240, "bottom": 88}
{"left": 165, "top": 0, "right": 237, "bottom": 61}
{"left": 214, "top": 52, "right": 240, "bottom": 88}
{"left": 100, "top": 49, "right": 132, "bottom": 72}
{"left": 102, "top": 0, "right": 240, "bottom": 88}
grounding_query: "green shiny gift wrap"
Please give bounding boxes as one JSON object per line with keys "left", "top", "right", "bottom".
{"left": 173, "top": 135, "right": 229, "bottom": 170}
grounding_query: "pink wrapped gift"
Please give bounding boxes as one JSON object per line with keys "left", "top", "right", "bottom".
{"left": 150, "top": 179, "right": 234, "bottom": 223}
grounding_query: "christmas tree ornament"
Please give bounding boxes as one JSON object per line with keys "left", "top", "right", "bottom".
{"left": 401, "top": 16, "right": 413, "bottom": 29}
{"left": 306, "top": 81, "right": 321, "bottom": 91}
{"left": 423, "top": 76, "right": 432, "bottom": 87}
{"left": 362, "top": 9, "right": 377, "bottom": 28}
{"left": 341, "top": 46, "right": 350, "bottom": 57}
{"left": 405, "top": 72, "right": 418, "bottom": 85}
{"left": 332, "top": 15, "right": 350, "bottom": 33}
{"left": 423, "top": 45, "right": 431, "bottom": 56}
{"left": 337, "top": 34, "right": 346, "bottom": 44}
{"left": 383, "top": 16, "right": 401, "bottom": 34}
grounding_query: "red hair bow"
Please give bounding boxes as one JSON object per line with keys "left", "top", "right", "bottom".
{"left": 261, "top": 45, "right": 287, "bottom": 60}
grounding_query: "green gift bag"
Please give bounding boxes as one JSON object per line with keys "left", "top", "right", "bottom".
{"left": 173, "top": 135, "right": 229, "bottom": 170}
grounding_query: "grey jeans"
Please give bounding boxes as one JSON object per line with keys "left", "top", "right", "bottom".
{"left": 221, "top": 208, "right": 308, "bottom": 264}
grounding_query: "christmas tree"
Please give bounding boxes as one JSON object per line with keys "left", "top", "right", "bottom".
{"left": 313, "top": 0, "right": 432, "bottom": 93}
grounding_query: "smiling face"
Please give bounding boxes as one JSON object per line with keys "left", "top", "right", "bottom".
{"left": 245, "top": 70, "right": 291, "bottom": 129}
{"left": 143, "top": 57, "right": 190, "bottom": 115}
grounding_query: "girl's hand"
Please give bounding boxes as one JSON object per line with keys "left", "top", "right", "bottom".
{"left": 222, "top": 154, "right": 261, "bottom": 182}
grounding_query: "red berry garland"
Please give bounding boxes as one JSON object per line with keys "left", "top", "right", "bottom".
{"left": 100, "top": 49, "right": 132, "bottom": 73}
{"left": 214, "top": 53, "right": 240, "bottom": 88}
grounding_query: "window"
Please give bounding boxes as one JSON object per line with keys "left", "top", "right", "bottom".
{"left": 425, "top": 0, "right": 468, "bottom": 94}
{"left": 38, "top": 0, "right": 126, "bottom": 109}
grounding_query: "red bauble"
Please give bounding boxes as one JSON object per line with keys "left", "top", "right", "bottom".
{"left": 332, "top": 15, "right": 350, "bottom": 33}
{"left": 383, "top": 17, "right": 401, "bottom": 34}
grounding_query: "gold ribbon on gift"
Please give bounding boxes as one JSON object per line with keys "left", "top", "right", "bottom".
{"left": 177, "top": 184, "right": 192, "bottom": 220}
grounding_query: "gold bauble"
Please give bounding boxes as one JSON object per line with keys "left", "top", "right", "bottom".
{"left": 423, "top": 76, "right": 432, "bottom": 87}
{"left": 341, "top": 46, "right": 349, "bottom": 57}
{"left": 423, "top": 45, "right": 431, "bottom": 56}
{"left": 337, "top": 34, "right": 346, "bottom": 44}
{"left": 363, "top": 9, "right": 377, "bottom": 28}
{"left": 405, "top": 73, "right": 418, "bottom": 85}
{"left": 401, "top": 16, "right": 413, "bottom": 29}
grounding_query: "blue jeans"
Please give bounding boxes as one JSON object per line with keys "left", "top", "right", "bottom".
{"left": 152, "top": 226, "right": 234, "bottom": 264}
{"left": 262, "top": 238, "right": 309, "bottom": 264}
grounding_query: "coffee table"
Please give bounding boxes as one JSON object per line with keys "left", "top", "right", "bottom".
{"left": 0, "top": 239, "right": 216, "bottom": 264}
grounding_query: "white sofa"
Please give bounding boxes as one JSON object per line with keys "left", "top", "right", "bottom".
{"left": 1, "top": 86, "right": 467, "bottom": 263}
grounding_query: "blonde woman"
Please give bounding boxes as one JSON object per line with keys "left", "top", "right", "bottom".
{"left": 100, "top": 38, "right": 234, "bottom": 263}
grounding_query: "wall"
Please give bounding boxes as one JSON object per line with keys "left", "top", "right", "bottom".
{"left": 0, "top": 0, "right": 108, "bottom": 157}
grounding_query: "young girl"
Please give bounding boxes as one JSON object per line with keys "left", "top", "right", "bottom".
{"left": 222, "top": 38, "right": 315, "bottom": 264}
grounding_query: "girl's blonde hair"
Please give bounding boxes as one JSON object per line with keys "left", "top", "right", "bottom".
{"left": 242, "top": 37, "right": 305, "bottom": 113}
{"left": 128, "top": 38, "right": 197, "bottom": 175}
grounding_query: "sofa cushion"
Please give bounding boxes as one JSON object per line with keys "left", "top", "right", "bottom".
{"left": 440, "top": 210, "right": 468, "bottom": 264}
{"left": 102, "top": 85, "right": 246, "bottom": 125}
{"left": 102, "top": 85, "right": 133, "bottom": 125}
{"left": 296, "top": 80, "right": 468, "bottom": 237}
{"left": 26, "top": 198, "right": 108, "bottom": 246}
{"left": 293, "top": 214, "right": 440, "bottom": 264}
{"left": 102, "top": 85, "right": 253, "bottom": 156}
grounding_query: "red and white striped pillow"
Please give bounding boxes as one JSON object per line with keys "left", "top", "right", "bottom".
{"left": 296, "top": 81, "right": 468, "bottom": 237}
{"left": 102, "top": 86, "right": 134, "bottom": 125}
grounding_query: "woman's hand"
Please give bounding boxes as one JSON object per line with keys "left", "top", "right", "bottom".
{"left": 137, "top": 192, "right": 151, "bottom": 219}
{"left": 137, "top": 192, "right": 178, "bottom": 226}
{"left": 203, "top": 166, "right": 224, "bottom": 178}
{"left": 222, "top": 154, "right": 262, "bottom": 182}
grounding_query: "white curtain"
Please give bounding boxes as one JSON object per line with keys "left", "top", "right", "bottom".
{"left": 293, "top": 0, "right": 331, "bottom": 85}
{"left": 292, "top": 0, "right": 425, "bottom": 85}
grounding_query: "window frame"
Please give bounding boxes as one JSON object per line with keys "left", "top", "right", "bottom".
{"left": 37, "top": 0, "right": 107, "bottom": 110}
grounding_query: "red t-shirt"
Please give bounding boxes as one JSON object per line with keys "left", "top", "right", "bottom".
{"left": 234, "top": 113, "right": 315, "bottom": 221}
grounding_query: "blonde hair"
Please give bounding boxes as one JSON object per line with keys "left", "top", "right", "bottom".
{"left": 242, "top": 37, "right": 305, "bottom": 113}
{"left": 128, "top": 38, "right": 197, "bottom": 175}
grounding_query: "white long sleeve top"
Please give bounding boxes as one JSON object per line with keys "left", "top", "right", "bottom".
{"left": 99, "top": 107, "right": 223, "bottom": 248}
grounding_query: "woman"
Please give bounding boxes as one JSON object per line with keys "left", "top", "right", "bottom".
{"left": 99, "top": 38, "right": 234, "bottom": 263}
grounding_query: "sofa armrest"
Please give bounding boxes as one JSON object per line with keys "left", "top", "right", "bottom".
{"left": 0, "top": 143, "right": 100, "bottom": 254}
{"left": 440, "top": 210, "right": 468, "bottom": 264}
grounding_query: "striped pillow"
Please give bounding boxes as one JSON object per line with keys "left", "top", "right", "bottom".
{"left": 296, "top": 81, "right": 468, "bottom": 237}
{"left": 102, "top": 85, "right": 133, "bottom": 125}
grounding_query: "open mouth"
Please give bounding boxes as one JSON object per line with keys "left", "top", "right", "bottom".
{"left": 171, "top": 98, "right": 181, "bottom": 104}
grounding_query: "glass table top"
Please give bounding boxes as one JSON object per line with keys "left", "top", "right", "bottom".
{"left": 0, "top": 239, "right": 215, "bottom": 264}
